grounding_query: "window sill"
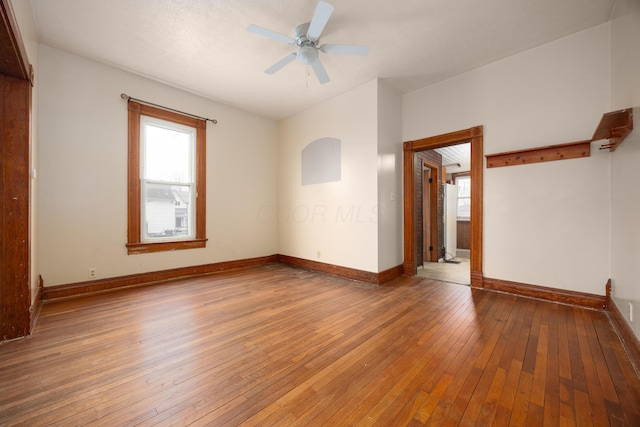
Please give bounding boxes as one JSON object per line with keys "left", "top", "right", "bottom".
{"left": 127, "top": 238, "right": 207, "bottom": 255}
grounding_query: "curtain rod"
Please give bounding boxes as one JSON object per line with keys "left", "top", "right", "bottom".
{"left": 120, "top": 93, "right": 218, "bottom": 124}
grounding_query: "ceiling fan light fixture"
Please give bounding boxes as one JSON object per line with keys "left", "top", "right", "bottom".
{"left": 298, "top": 45, "right": 318, "bottom": 65}
{"left": 248, "top": 1, "right": 368, "bottom": 84}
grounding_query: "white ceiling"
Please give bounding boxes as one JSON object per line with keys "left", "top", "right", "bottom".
{"left": 30, "top": 0, "right": 615, "bottom": 121}
{"left": 436, "top": 143, "right": 471, "bottom": 174}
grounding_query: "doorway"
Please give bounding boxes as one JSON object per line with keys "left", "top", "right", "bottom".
{"left": 403, "top": 127, "right": 484, "bottom": 288}
{"left": 421, "top": 159, "right": 440, "bottom": 265}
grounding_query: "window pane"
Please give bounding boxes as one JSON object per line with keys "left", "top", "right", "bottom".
{"left": 143, "top": 182, "right": 192, "bottom": 240}
{"left": 457, "top": 197, "right": 471, "bottom": 219}
{"left": 143, "top": 123, "right": 192, "bottom": 183}
{"left": 457, "top": 177, "right": 471, "bottom": 198}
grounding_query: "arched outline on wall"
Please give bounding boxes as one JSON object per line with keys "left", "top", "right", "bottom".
{"left": 403, "top": 126, "right": 484, "bottom": 287}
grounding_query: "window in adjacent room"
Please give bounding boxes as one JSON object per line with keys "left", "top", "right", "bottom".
{"left": 126, "top": 101, "right": 207, "bottom": 254}
{"left": 456, "top": 175, "right": 471, "bottom": 220}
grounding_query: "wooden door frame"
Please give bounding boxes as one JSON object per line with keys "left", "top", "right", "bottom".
{"left": 1, "top": 0, "right": 33, "bottom": 340}
{"left": 422, "top": 159, "right": 439, "bottom": 263}
{"left": 403, "top": 126, "right": 484, "bottom": 287}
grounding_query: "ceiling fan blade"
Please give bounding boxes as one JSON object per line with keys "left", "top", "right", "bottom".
{"left": 247, "top": 24, "right": 295, "bottom": 45}
{"left": 320, "top": 44, "right": 369, "bottom": 56}
{"left": 265, "top": 53, "right": 298, "bottom": 74}
{"left": 311, "top": 59, "right": 330, "bottom": 84}
{"left": 307, "top": 1, "right": 334, "bottom": 41}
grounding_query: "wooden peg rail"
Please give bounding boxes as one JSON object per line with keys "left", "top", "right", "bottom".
{"left": 485, "top": 140, "right": 591, "bottom": 168}
{"left": 485, "top": 108, "right": 634, "bottom": 168}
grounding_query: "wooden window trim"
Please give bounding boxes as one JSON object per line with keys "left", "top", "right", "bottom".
{"left": 126, "top": 101, "right": 207, "bottom": 254}
{"left": 451, "top": 171, "right": 470, "bottom": 184}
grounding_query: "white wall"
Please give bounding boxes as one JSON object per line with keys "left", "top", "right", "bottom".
{"left": 278, "top": 80, "right": 379, "bottom": 272}
{"left": 403, "top": 23, "right": 611, "bottom": 294}
{"left": 11, "top": 0, "right": 40, "bottom": 303}
{"left": 610, "top": 0, "right": 640, "bottom": 338}
{"left": 377, "top": 80, "right": 403, "bottom": 271}
{"left": 38, "top": 46, "right": 278, "bottom": 287}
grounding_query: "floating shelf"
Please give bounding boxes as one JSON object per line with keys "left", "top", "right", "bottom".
{"left": 485, "top": 140, "right": 591, "bottom": 169}
{"left": 593, "top": 108, "right": 633, "bottom": 152}
{"left": 485, "top": 108, "right": 634, "bottom": 168}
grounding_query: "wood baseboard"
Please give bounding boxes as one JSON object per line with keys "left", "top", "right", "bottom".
{"left": 278, "top": 255, "right": 403, "bottom": 285}
{"left": 607, "top": 297, "right": 640, "bottom": 379}
{"left": 376, "top": 264, "right": 405, "bottom": 285}
{"left": 42, "top": 255, "right": 279, "bottom": 301}
{"left": 42, "top": 255, "right": 404, "bottom": 302}
{"left": 481, "top": 277, "right": 607, "bottom": 310}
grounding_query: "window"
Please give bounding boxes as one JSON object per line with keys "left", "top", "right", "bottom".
{"left": 456, "top": 175, "right": 471, "bottom": 219}
{"left": 127, "top": 101, "right": 206, "bottom": 254}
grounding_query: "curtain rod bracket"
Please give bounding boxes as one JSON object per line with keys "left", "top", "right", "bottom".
{"left": 120, "top": 93, "right": 218, "bottom": 124}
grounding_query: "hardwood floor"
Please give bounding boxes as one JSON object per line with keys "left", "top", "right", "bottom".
{"left": 1, "top": 264, "right": 639, "bottom": 426}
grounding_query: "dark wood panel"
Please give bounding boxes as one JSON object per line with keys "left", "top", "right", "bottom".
{"left": 457, "top": 220, "right": 470, "bottom": 249}
{"left": 0, "top": 265, "right": 638, "bottom": 425}
{"left": 1, "top": 75, "right": 31, "bottom": 340}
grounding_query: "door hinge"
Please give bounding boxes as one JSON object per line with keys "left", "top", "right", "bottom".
{"left": 428, "top": 178, "right": 433, "bottom": 183}
{"left": 429, "top": 246, "right": 433, "bottom": 252}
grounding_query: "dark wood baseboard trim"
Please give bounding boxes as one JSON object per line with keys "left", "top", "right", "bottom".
{"left": 277, "top": 255, "right": 403, "bottom": 285}
{"left": 376, "top": 264, "right": 405, "bottom": 285}
{"left": 481, "top": 277, "right": 607, "bottom": 310}
{"left": 42, "top": 255, "right": 279, "bottom": 301}
{"left": 278, "top": 255, "right": 378, "bottom": 284}
{"left": 607, "top": 297, "right": 640, "bottom": 379}
{"left": 42, "top": 255, "right": 403, "bottom": 302}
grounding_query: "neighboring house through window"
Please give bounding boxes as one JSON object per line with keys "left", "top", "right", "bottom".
{"left": 126, "top": 101, "right": 207, "bottom": 254}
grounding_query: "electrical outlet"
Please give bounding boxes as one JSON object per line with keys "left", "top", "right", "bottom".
{"left": 630, "top": 302, "right": 634, "bottom": 322}
{"left": 88, "top": 268, "right": 97, "bottom": 279}
{"left": 317, "top": 250, "right": 321, "bottom": 258}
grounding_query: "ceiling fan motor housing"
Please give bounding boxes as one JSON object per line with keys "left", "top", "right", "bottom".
{"left": 294, "top": 23, "right": 319, "bottom": 65}
{"left": 295, "top": 23, "right": 313, "bottom": 45}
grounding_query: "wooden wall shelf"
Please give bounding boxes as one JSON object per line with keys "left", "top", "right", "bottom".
{"left": 485, "top": 108, "right": 633, "bottom": 168}
{"left": 485, "top": 140, "right": 591, "bottom": 168}
{"left": 593, "top": 108, "right": 633, "bottom": 152}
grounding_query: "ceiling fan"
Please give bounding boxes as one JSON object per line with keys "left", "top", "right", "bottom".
{"left": 247, "top": 1, "right": 368, "bottom": 84}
